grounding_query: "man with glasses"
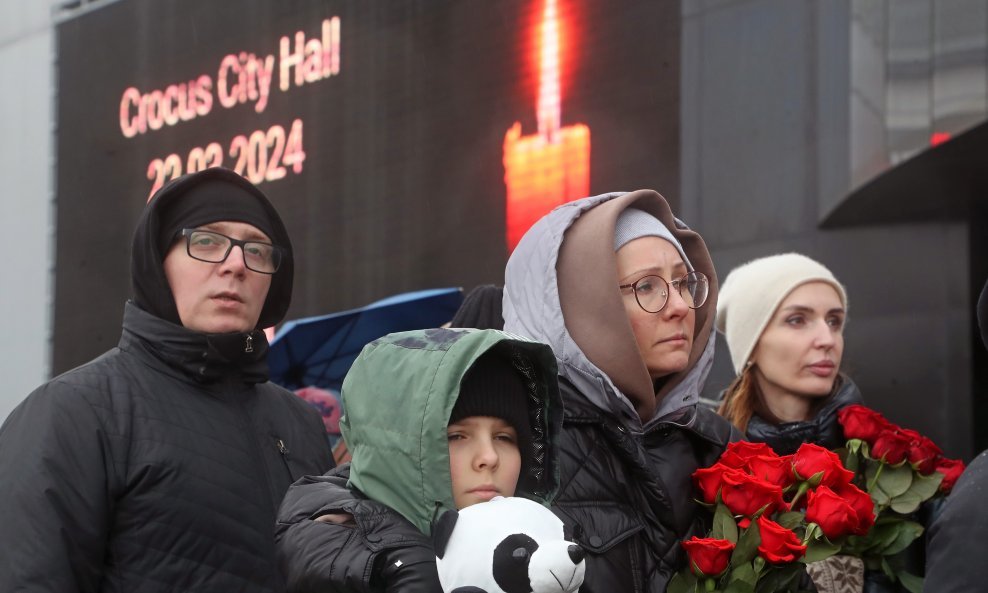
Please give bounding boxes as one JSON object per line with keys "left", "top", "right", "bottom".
{"left": 0, "top": 167, "right": 333, "bottom": 592}
{"left": 502, "top": 192, "right": 738, "bottom": 593}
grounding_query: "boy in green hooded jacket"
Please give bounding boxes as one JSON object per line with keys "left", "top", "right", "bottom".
{"left": 275, "top": 327, "right": 563, "bottom": 592}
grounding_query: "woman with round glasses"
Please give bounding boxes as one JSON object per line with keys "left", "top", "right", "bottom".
{"left": 715, "top": 253, "right": 857, "bottom": 455}
{"left": 503, "top": 190, "right": 737, "bottom": 593}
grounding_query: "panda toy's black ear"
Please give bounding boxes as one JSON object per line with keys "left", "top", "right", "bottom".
{"left": 432, "top": 509, "right": 459, "bottom": 559}
{"left": 450, "top": 588, "right": 489, "bottom": 593}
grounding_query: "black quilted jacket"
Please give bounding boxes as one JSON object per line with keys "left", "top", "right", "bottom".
{"left": 745, "top": 378, "right": 864, "bottom": 455}
{"left": 276, "top": 466, "right": 442, "bottom": 593}
{"left": 552, "top": 382, "right": 738, "bottom": 593}
{"left": 0, "top": 302, "right": 334, "bottom": 592}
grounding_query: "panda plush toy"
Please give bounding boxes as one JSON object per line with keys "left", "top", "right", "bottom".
{"left": 433, "top": 496, "right": 585, "bottom": 593}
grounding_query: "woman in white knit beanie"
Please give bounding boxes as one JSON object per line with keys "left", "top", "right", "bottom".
{"left": 715, "top": 253, "right": 860, "bottom": 454}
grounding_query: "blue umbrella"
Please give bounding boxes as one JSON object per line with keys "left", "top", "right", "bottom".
{"left": 268, "top": 287, "right": 464, "bottom": 390}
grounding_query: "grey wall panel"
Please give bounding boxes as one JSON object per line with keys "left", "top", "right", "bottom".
{"left": 692, "top": 0, "right": 815, "bottom": 246}
{"left": 0, "top": 1, "right": 56, "bottom": 423}
{"left": 684, "top": 0, "right": 977, "bottom": 458}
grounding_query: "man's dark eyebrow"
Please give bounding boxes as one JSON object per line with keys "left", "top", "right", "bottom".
{"left": 200, "top": 223, "right": 270, "bottom": 242}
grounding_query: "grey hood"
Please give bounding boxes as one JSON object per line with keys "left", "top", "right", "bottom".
{"left": 503, "top": 190, "right": 719, "bottom": 433}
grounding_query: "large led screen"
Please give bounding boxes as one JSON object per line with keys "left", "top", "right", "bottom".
{"left": 54, "top": 0, "right": 679, "bottom": 372}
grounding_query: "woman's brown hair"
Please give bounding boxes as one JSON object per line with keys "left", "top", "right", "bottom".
{"left": 717, "top": 364, "right": 758, "bottom": 433}
{"left": 718, "top": 367, "right": 844, "bottom": 434}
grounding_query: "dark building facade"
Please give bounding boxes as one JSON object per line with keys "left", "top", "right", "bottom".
{"left": 685, "top": 0, "right": 988, "bottom": 459}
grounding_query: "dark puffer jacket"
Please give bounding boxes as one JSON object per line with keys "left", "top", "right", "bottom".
{"left": 924, "top": 449, "right": 987, "bottom": 593}
{"left": 746, "top": 377, "right": 864, "bottom": 455}
{"left": 0, "top": 303, "right": 333, "bottom": 592}
{"left": 503, "top": 191, "right": 739, "bottom": 592}
{"left": 277, "top": 466, "right": 443, "bottom": 593}
{"left": 275, "top": 328, "right": 564, "bottom": 593}
{"left": 551, "top": 390, "right": 735, "bottom": 591}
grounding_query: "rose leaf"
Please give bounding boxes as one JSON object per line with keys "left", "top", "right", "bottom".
{"left": 724, "top": 579, "right": 755, "bottom": 593}
{"left": 907, "top": 471, "right": 943, "bottom": 501}
{"left": 802, "top": 537, "right": 841, "bottom": 563}
{"left": 876, "top": 463, "right": 913, "bottom": 498}
{"left": 889, "top": 490, "right": 923, "bottom": 515}
{"left": 713, "top": 503, "right": 739, "bottom": 544}
{"left": 731, "top": 522, "right": 761, "bottom": 566}
{"left": 775, "top": 511, "right": 804, "bottom": 530}
{"left": 666, "top": 570, "right": 696, "bottom": 593}
{"left": 898, "top": 571, "right": 924, "bottom": 593}
{"left": 729, "top": 561, "right": 757, "bottom": 587}
{"left": 878, "top": 520, "right": 924, "bottom": 556}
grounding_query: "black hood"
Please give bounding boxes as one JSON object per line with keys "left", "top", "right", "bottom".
{"left": 131, "top": 167, "right": 294, "bottom": 330}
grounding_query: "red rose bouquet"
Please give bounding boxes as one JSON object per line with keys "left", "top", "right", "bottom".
{"left": 669, "top": 441, "right": 872, "bottom": 593}
{"left": 671, "top": 411, "right": 965, "bottom": 593}
{"left": 835, "top": 404, "right": 966, "bottom": 591}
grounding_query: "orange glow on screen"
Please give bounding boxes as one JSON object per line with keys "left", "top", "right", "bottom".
{"left": 503, "top": 0, "right": 590, "bottom": 252}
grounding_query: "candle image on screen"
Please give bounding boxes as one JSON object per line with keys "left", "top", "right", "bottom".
{"left": 503, "top": 0, "right": 590, "bottom": 252}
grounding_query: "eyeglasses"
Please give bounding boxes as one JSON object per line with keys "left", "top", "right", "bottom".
{"left": 619, "top": 271, "right": 709, "bottom": 313}
{"left": 180, "top": 228, "right": 283, "bottom": 274}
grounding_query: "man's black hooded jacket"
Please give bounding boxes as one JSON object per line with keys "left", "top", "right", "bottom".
{"left": 0, "top": 169, "right": 333, "bottom": 592}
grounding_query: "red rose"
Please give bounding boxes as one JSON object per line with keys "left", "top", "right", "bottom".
{"left": 935, "top": 457, "right": 966, "bottom": 493}
{"left": 720, "top": 470, "right": 785, "bottom": 518}
{"left": 747, "top": 454, "right": 795, "bottom": 489}
{"left": 898, "top": 427, "right": 921, "bottom": 441}
{"left": 871, "top": 430, "right": 912, "bottom": 465}
{"left": 901, "top": 429, "right": 943, "bottom": 475}
{"left": 682, "top": 536, "right": 735, "bottom": 577}
{"left": 693, "top": 463, "right": 736, "bottom": 504}
{"left": 833, "top": 482, "right": 875, "bottom": 536}
{"left": 838, "top": 405, "right": 891, "bottom": 445}
{"left": 756, "top": 515, "right": 807, "bottom": 564}
{"left": 719, "top": 441, "right": 776, "bottom": 469}
{"left": 792, "top": 443, "right": 854, "bottom": 487}
{"left": 805, "top": 485, "right": 860, "bottom": 540}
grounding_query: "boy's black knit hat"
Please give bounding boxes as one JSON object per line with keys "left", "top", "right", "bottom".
{"left": 451, "top": 350, "right": 533, "bottom": 465}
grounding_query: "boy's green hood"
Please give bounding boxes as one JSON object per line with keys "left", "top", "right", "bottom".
{"left": 340, "top": 328, "right": 562, "bottom": 535}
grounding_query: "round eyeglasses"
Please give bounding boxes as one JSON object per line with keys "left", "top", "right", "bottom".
{"left": 181, "top": 228, "right": 283, "bottom": 274}
{"left": 619, "top": 271, "right": 709, "bottom": 313}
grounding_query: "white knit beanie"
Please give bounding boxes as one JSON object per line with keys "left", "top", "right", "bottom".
{"left": 715, "top": 253, "right": 848, "bottom": 375}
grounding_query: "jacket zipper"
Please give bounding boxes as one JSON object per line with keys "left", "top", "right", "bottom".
{"left": 230, "top": 394, "right": 280, "bottom": 514}
{"left": 274, "top": 435, "right": 296, "bottom": 481}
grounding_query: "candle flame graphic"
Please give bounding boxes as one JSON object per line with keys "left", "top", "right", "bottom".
{"left": 538, "top": 0, "right": 561, "bottom": 141}
{"left": 503, "top": 0, "right": 591, "bottom": 252}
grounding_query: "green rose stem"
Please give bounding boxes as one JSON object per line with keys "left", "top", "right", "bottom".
{"left": 867, "top": 461, "right": 884, "bottom": 492}
{"left": 704, "top": 577, "right": 716, "bottom": 592}
{"left": 788, "top": 481, "right": 811, "bottom": 509}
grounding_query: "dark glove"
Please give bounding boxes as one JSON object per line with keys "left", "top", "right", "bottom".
{"left": 374, "top": 544, "right": 444, "bottom": 593}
